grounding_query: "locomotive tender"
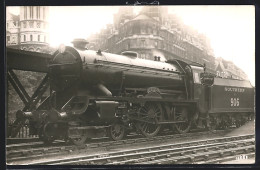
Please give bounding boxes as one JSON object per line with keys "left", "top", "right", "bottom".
{"left": 17, "top": 39, "right": 254, "bottom": 145}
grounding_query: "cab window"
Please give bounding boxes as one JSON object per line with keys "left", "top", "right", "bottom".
{"left": 193, "top": 72, "right": 201, "bottom": 84}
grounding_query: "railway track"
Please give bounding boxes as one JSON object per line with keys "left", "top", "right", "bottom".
{"left": 41, "top": 134, "right": 256, "bottom": 165}
{"left": 6, "top": 140, "right": 65, "bottom": 151}
{"left": 7, "top": 129, "right": 231, "bottom": 164}
{"left": 6, "top": 138, "right": 40, "bottom": 145}
{"left": 7, "top": 133, "right": 254, "bottom": 165}
{"left": 6, "top": 127, "right": 232, "bottom": 151}
{"left": 139, "top": 137, "right": 254, "bottom": 164}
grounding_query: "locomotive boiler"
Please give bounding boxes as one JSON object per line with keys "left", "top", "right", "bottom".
{"left": 15, "top": 39, "right": 254, "bottom": 145}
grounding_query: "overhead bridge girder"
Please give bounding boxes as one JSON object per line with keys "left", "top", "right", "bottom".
{"left": 7, "top": 69, "right": 50, "bottom": 137}
{"left": 6, "top": 47, "right": 53, "bottom": 137}
{"left": 6, "top": 47, "right": 52, "bottom": 73}
{"left": 8, "top": 69, "right": 49, "bottom": 111}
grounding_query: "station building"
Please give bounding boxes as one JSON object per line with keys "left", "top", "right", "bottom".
{"left": 87, "top": 6, "right": 216, "bottom": 73}
{"left": 215, "top": 57, "right": 248, "bottom": 80}
{"left": 6, "top": 6, "right": 50, "bottom": 53}
{"left": 87, "top": 6, "right": 247, "bottom": 80}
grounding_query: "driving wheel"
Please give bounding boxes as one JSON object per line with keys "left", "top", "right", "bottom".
{"left": 173, "top": 107, "right": 191, "bottom": 134}
{"left": 136, "top": 102, "right": 163, "bottom": 138}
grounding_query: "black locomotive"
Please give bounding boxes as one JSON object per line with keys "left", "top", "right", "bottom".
{"left": 15, "top": 39, "right": 255, "bottom": 145}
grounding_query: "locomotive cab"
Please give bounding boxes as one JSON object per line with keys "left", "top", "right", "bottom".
{"left": 190, "top": 64, "right": 211, "bottom": 128}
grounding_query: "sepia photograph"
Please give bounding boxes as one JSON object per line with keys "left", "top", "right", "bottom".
{"left": 5, "top": 5, "right": 255, "bottom": 166}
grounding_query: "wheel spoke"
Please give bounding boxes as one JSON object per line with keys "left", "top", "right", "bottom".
{"left": 140, "top": 107, "right": 148, "bottom": 113}
{"left": 109, "top": 123, "right": 125, "bottom": 141}
{"left": 136, "top": 102, "right": 162, "bottom": 138}
{"left": 71, "top": 135, "right": 87, "bottom": 145}
{"left": 173, "top": 107, "right": 191, "bottom": 134}
{"left": 143, "top": 123, "right": 148, "bottom": 132}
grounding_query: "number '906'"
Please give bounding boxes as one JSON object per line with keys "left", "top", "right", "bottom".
{"left": 231, "top": 98, "right": 239, "bottom": 106}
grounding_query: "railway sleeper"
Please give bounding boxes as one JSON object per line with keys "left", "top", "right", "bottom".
{"left": 7, "top": 134, "right": 254, "bottom": 165}
{"left": 107, "top": 139, "right": 254, "bottom": 165}
{"left": 195, "top": 153, "right": 255, "bottom": 164}
{"left": 140, "top": 145, "right": 254, "bottom": 164}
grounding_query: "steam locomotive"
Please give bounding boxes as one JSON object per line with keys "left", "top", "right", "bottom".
{"left": 16, "top": 39, "right": 255, "bottom": 145}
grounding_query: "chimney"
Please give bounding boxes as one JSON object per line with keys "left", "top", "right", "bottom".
{"left": 71, "top": 38, "right": 89, "bottom": 50}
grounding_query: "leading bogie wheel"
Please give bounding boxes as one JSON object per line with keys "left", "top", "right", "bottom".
{"left": 41, "top": 123, "right": 55, "bottom": 145}
{"left": 70, "top": 135, "right": 88, "bottom": 146}
{"left": 108, "top": 122, "right": 126, "bottom": 141}
{"left": 43, "top": 136, "right": 55, "bottom": 145}
{"left": 68, "top": 128, "right": 88, "bottom": 145}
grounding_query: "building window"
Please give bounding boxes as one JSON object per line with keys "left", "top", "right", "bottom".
{"left": 43, "top": 7, "right": 45, "bottom": 20}
{"left": 37, "top": 6, "right": 40, "bottom": 19}
{"left": 30, "top": 35, "right": 33, "bottom": 41}
{"left": 30, "top": 6, "right": 33, "bottom": 19}
{"left": 148, "top": 27, "right": 152, "bottom": 34}
{"left": 24, "top": 7, "right": 26, "bottom": 19}
{"left": 38, "top": 35, "right": 40, "bottom": 41}
{"left": 141, "top": 39, "right": 145, "bottom": 47}
{"left": 36, "top": 22, "right": 40, "bottom": 28}
{"left": 128, "top": 28, "right": 132, "bottom": 35}
{"left": 141, "top": 26, "right": 146, "bottom": 34}
{"left": 140, "top": 53, "right": 145, "bottom": 59}
{"left": 24, "top": 35, "right": 26, "bottom": 41}
{"left": 133, "top": 22, "right": 140, "bottom": 34}
{"left": 23, "top": 22, "right": 27, "bottom": 28}
{"left": 24, "top": 7, "right": 27, "bottom": 19}
{"left": 29, "top": 21, "right": 33, "bottom": 28}
{"left": 7, "top": 36, "right": 10, "bottom": 42}
{"left": 153, "top": 29, "right": 157, "bottom": 35}
{"left": 152, "top": 41, "right": 156, "bottom": 48}
{"left": 12, "top": 37, "right": 16, "bottom": 44}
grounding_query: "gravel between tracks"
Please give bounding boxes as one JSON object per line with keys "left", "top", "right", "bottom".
{"left": 224, "top": 120, "right": 255, "bottom": 137}
{"left": 9, "top": 120, "right": 255, "bottom": 165}
{"left": 9, "top": 131, "right": 234, "bottom": 165}
{"left": 221, "top": 120, "right": 255, "bottom": 164}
